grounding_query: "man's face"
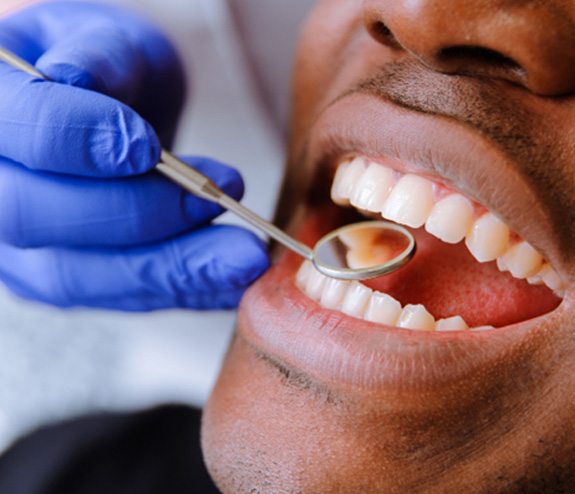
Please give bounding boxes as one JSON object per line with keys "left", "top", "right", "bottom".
{"left": 203, "top": 1, "right": 575, "bottom": 492}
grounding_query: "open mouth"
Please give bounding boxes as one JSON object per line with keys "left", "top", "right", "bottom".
{"left": 294, "top": 154, "right": 563, "bottom": 332}
{"left": 238, "top": 93, "right": 569, "bottom": 390}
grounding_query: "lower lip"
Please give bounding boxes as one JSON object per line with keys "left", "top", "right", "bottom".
{"left": 237, "top": 213, "right": 563, "bottom": 393}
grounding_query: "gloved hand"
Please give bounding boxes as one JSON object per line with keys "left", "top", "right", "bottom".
{"left": 0, "top": 2, "right": 270, "bottom": 310}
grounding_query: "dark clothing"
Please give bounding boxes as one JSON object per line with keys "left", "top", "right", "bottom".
{"left": 0, "top": 406, "right": 220, "bottom": 494}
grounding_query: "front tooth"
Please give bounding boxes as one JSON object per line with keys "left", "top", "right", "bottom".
{"left": 382, "top": 175, "right": 435, "bottom": 228}
{"left": 296, "top": 261, "right": 312, "bottom": 288}
{"left": 331, "top": 157, "right": 367, "bottom": 205}
{"left": 305, "top": 268, "right": 327, "bottom": 300}
{"left": 341, "top": 282, "right": 373, "bottom": 317}
{"left": 425, "top": 194, "right": 474, "bottom": 244}
{"left": 496, "top": 256, "right": 509, "bottom": 273}
{"left": 350, "top": 162, "right": 396, "bottom": 212}
{"left": 331, "top": 161, "right": 351, "bottom": 205}
{"left": 498, "top": 241, "right": 543, "bottom": 279}
{"left": 436, "top": 316, "right": 469, "bottom": 331}
{"left": 397, "top": 304, "right": 436, "bottom": 331}
{"left": 527, "top": 266, "right": 544, "bottom": 285}
{"left": 364, "top": 292, "right": 402, "bottom": 325}
{"left": 472, "top": 325, "right": 496, "bottom": 331}
{"left": 465, "top": 213, "right": 510, "bottom": 263}
{"left": 320, "top": 277, "right": 349, "bottom": 309}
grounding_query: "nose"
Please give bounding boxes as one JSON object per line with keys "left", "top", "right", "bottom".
{"left": 363, "top": 0, "right": 575, "bottom": 96}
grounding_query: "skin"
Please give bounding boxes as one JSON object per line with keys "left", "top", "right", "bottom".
{"left": 203, "top": 1, "right": 575, "bottom": 492}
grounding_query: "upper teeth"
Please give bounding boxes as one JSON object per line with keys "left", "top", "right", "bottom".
{"left": 330, "top": 156, "right": 564, "bottom": 297}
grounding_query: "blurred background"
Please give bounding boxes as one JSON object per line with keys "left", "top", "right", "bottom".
{"left": 0, "top": 0, "right": 313, "bottom": 453}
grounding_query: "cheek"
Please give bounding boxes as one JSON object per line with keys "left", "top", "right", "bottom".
{"left": 291, "top": 0, "right": 362, "bottom": 144}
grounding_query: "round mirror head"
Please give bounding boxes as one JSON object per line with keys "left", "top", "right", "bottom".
{"left": 312, "top": 221, "right": 416, "bottom": 280}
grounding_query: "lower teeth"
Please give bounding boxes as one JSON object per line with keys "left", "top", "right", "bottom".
{"left": 296, "top": 261, "right": 493, "bottom": 332}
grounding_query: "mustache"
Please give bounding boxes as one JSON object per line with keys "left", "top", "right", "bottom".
{"left": 353, "top": 59, "right": 542, "bottom": 162}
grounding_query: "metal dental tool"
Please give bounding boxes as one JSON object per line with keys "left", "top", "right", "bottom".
{"left": 0, "top": 47, "right": 416, "bottom": 281}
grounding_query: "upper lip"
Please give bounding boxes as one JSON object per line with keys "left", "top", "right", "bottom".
{"left": 303, "top": 92, "right": 568, "bottom": 283}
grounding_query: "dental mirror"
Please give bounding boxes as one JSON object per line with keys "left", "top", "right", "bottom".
{"left": 312, "top": 221, "right": 416, "bottom": 280}
{"left": 0, "top": 46, "right": 417, "bottom": 281}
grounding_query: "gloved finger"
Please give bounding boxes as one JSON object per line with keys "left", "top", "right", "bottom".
{"left": 0, "top": 156, "right": 244, "bottom": 248}
{"left": 0, "top": 225, "right": 270, "bottom": 311}
{"left": 0, "top": 2, "right": 185, "bottom": 142}
{"left": 36, "top": 24, "right": 147, "bottom": 108}
{"left": 0, "top": 17, "right": 143, "bottom": 105}
{"left": 0, "top": 64, "right": 159, "bottom": 177}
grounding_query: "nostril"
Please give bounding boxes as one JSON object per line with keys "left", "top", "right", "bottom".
{"left": 438, "top": 45, "right": 526, "bottom": 80}
{"left": 373, "top": 21, "right": 392, "bottom": 38}
{"left": 368, "top": 20, "right": 402, "bottom": 50}
{"left": 440, "top": 46, "right": 519, "bottom": 69}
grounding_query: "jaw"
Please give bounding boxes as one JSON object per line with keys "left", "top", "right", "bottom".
{"left": 203, "top": 197, "right": 575, "bottom": 493}
{"left": 203, "top": 313, "right": 575, "bottom": 494}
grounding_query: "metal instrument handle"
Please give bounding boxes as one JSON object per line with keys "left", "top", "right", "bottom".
{"left": 157, "top": 151, "right": 313, "bottom": 260}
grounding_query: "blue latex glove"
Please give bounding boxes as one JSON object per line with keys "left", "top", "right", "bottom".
{"left": 0, "top": 2, "right": 270, "bottom": 310}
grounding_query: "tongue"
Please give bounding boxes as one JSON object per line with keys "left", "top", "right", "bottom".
{"left": 364, "top": 228, "right": 560, "bottom": 327}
